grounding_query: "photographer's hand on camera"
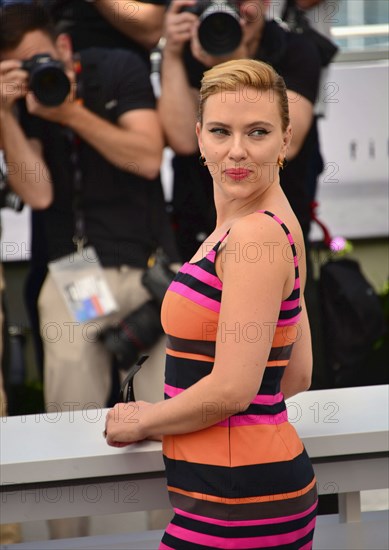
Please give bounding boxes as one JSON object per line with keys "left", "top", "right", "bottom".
{"left": 0, "top": 60, "right": 28, "bottom": 113}
{"left": 163, "top": 0, "right": 198, "bottom": 58}
{"left": 236, "top": 1, "right": 264, "bottom": 57}
{"left": 0, "top": 60, "right": 53, "bottom": 209}
{"left": 158, "top": 0, "right": 200, "bottom": 154}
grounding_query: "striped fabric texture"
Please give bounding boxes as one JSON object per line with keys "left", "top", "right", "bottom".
{"left": 160, "top": 211, "right": 317, "bottom": 549}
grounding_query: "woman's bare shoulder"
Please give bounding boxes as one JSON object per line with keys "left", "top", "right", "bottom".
{"left": 228, "top": 209, "right": 301, "bottom": 243}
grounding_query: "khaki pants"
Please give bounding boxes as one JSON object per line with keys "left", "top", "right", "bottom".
{"left": 38, "top": 266, "right": 166, "bottom": 411}
{"left": 38, "top": 266, "right": 168, "bottom": 538}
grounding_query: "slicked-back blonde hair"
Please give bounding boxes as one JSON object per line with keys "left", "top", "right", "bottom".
{"left": 199, "top": 59, "right": 290, "bottom": 132}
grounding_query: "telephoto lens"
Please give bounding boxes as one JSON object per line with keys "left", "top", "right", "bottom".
{"left": 100, "top": 300, "right": 164, "bottom": 371}
{"left": 100, "top": 249, "right": 176, "bottom": 370}
{"left": 22, "top": 53, "right": 71, "bottom": 106}
{"left": 182, "top": 0, "right": 242, "bottom": 56}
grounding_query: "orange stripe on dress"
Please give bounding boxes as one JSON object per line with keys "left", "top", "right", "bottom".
{"left": 272, "top": 324, "right": 301, "bottom": 346}
{"left": 166, "top": 348, "right": 215, "bottom": 363}
{"left": 163, "top": 423, "right": 304, "bottom": 466}
{"left": 162, "top": 291, "right": 218, "bottom": 340}
{"left": 169, "top": 281, "right": 221, "bottom": 312}
{"left": 229, "top": 423, "right": 304, "bottom": 466}
{"left": 164, "top": 428, "right": 232, "bottom": 466}
{"left": 266, "top": 360, "right": 289, "bottom": 367}
{"left": 167, "top": 477, "right": 317, "bottom": 505}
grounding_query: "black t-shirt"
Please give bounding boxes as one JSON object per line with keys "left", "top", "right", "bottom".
{"left": 174, "top": 20, "right": 321, "bottom": 259}
{"left": 47, "top": 0, "right": 167, "bottom": 60}
{"left": 21, "top": 47, "right": 178, "bottom": 267}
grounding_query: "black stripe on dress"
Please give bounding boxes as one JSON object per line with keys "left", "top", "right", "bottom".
{"left": 164, "top": 449, "right": 315, "bottom": 499}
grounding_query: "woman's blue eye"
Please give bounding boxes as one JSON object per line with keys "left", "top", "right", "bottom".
{"left": 209, "top": 128, "right": 270, "bottom": 136}
{"left": 209, "top": 128, "right": 229, "bottom": 135}
{"left": 250, "top": 129, "right": 270, "bottom": 136}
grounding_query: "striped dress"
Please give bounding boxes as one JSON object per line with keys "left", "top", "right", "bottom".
{"left": 160, "top": 210, "right": 318, "bottom": 550}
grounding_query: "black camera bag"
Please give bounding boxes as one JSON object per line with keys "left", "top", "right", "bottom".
{"left": 319, "top": 258, "right": 386, "bottom": 387}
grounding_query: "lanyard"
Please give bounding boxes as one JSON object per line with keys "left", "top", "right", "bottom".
{"left": 66, "top": 54, "right": 87, "bottom": 254}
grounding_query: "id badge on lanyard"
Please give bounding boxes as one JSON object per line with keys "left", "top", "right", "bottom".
{"left": 48, "top": 247, "right": 118, "bottom": 323}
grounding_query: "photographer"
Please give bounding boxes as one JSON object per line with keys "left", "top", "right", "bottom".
{"left": 46, "top": 0, "right": 166, "bottom": 55}
{"left": 0, "top": 3, "right": 179, "bottom": 536}
{"left": 0, "top": 0, "right": 179, "bottom": 399}
{"left": 267, "top": 0, "right": 339, "bottom": 202}
{"left": 158, "top": 0, "right": 321, "bottom": 261}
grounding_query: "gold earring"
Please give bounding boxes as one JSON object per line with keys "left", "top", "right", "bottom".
{"left": 199, "top": 154, "right": 207, "bottom": 167}
{"left": 277, "top": 157, "right": 287, "bottom": 170}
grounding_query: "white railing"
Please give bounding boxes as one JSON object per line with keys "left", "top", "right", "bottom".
{"left": 1, "top": 385, "right": 388, "bottom": 526}
{"left": 331, "top": 24, "right": 389, "bottom": 38}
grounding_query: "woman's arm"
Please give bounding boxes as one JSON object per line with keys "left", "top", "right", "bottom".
{"left": 157, "top": 0, "right": 200, "bottom": 154}
{"left": 286, "top": 91, "right": 314, "bottom": 160}
{"left": 93, "top": 1, "right": 165, "bottom": 50}
{"left": 0, "top": 60, "right": 53, "bottom": 208}
{"left": 105, "top": 213, "right": 294, "bottom": 445}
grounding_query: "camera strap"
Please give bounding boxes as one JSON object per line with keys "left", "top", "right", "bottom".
{"left": 66, "top": 50, "right": 179, "bottom": 264}
{"left": 66, "top": 51, "right": 120, "bottom": 253}
{"left": 65, "top": 54, "right": 88, "bottom": 253}
{"left": 281, "top": 0, "right": 309, "bottom": 32}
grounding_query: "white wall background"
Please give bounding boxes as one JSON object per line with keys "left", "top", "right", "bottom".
{"left": 310, "top": 60, "right": 389, "bottom": 241}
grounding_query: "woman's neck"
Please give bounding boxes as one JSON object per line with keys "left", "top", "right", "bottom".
{"left": 214, "top": 181, "right": 283, "bottom": 230}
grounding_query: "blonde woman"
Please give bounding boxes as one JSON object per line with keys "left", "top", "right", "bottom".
{"left": 106, "top": 59, "right": 317, "bottom": 549}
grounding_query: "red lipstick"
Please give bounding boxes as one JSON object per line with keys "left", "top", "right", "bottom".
{"left": 224, "top": 168, "right": 251, "bottom": 181}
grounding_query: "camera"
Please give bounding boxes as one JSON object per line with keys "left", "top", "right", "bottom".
{"left": 21, "top": 53, "right": 71, "bottom": 106}
{"left": 0, "top": 167, "right": 23, "bottom": 212}
{"left": 0, "top": 186, "right": 23, "bottom": 212}
{"left": 100, "top": 250, "right": 176, "bottom": 370}
{"left": 182, "top": 0, "right": 242, "bottom": 56}
{"left": 100, "top": 300, "right": 164, "bottom": 370}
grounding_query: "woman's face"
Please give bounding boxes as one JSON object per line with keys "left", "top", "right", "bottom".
{"left": 196, "top": 85, "right": 291, "bottom": 202}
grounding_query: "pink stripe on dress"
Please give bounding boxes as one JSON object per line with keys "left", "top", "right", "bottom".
{"left": 174, "top": 499, "right": 318, "bottom": 528}
{"left": 166, "top": 516, "right": 316, "bottom": 548}
{"left": 158, "top": 543, "right": 174, "bottom": 550}
{"left": 169, "top": 281, "right": 221, "bottom": 313}
{"left": 293, "top": 277, "right": 301, "bottom": 290}
{"left": 217, "top": 410, "right": 288, "bottom": 428}
{"left": 280, "top": 298, "right": 300, "bottom": 311}
{"left": 206, "top": 250, "right": 216, "bottom": 262}
{"left": 164, "top": 384, "right": 184, "bottom": 398}
{"left": 166, "top": 389, "right": 284, "bottom": 403}
{"left": 267, "top": 212, "right": 286, "bottom": 228}
{"left": 180, "top": 262, "right": 222, "bottom": 290}
{"left": 251, "top": 392, "right": 284, "bottom": 405}
{"left": 164, "top": 387, "right": 286, "bottom": 415}
{"left": 205, "top": 231, "right": 228, "bottom": 261}
{"left": 277, "top": 313, "right": 301, "bottom": 327}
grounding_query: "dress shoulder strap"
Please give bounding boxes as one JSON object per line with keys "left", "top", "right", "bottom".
{"left": 256, "top": 209, "right": 300, "bottom": 272}
{"left": 256, "top": 210, "right": 301, "bottom": 320}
